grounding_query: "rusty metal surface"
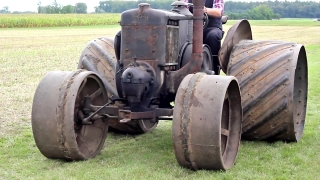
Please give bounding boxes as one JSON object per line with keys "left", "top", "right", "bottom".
{"left": 32, "top": 70, "right": 109, "bottom": 160}
{"left": 227, "top": 40, "right": 308, "bottom": 142}
{"left": 119, "top": 110, "right": 155, "bottom": 122}
{"left": 122, "top": 59, "right": 158, "bottom": 75}
{"left": 218, "top": 20, "right": 252, "bottom": 73}
{"left": 166, "top": 26, "right": 179, "bottom": 64}
{"left": 78, "top": 37, "right": 158, "bottom": 134}
{"left": 166, "top": 0, "right": 205, "bottom": 93}
{"left": 78, "top": 37, "right": 118, "bottom": 96}
{"left": 172, "top": 73, "right": 242, "bottom": 170}
{"left": 117, "top": 108, "right": 174, "bottom": 123}
{"left": 166, "top": 53, "right": 203, "bottom": 93}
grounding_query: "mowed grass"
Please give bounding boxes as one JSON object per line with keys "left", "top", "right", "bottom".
{"left": 1, "top": 21, "right": 320, "bottom": 179}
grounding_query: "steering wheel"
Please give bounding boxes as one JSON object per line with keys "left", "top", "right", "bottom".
{"left": 203, "top": 13, "right": 209, "bottom": 29}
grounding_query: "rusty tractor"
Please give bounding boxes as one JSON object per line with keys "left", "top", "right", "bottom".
{"left": 31, "top": 1, "right": 308, "bottom": 170}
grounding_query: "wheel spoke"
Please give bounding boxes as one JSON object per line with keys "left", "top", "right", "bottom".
{"left": 92, "top": 122, "right": 105, "bottom": 130}
{"left": 221, "top": 128, "right": 229, "bottom": 137}
{"left": 89, "top": 88, "right": 102, "bottom": 100}
{"left": 77, "top": 134, "right": 93, "bottom": 154}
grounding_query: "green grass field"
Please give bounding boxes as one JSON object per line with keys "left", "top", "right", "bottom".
{"left": 0, "top": 14, "right": 121, "bottom": 28}
{"left": 1, "top": 19, "right": 320, "bottom": 179}
{"left": 1, "top": 14, "right": 319, "bottom": 28}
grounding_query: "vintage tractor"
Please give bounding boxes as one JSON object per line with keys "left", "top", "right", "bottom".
{"left": 31, "top": 1, "right": 308, "bottom": 170}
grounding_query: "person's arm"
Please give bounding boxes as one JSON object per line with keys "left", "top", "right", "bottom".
{"left": 204, "top": 0, "right": 224, "bottom": 18}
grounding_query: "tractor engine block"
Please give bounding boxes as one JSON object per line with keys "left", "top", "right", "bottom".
{"left": 116, "top": 3, "right": 193, "bottom": 107}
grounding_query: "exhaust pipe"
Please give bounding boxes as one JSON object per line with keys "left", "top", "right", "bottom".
{"left": 192, "top": 0, "right": 204, "bottom": 55}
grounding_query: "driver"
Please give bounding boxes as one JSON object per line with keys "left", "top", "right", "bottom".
{"left": 184, "top": 0, "right": 225, "bottom": 74}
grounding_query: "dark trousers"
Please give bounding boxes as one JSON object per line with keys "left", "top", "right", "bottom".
{"left": 203, "top": 27, "right": 223, "bottom": 74}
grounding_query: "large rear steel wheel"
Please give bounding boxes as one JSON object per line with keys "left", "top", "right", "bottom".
{"left": 173, "top": 73, "right": 242, "bottom": 170}
{"left": 227, "top": 40, "right": 308, "bottom": 142}
{"left": 32, "top": 70, "right": 109, "bottom": 160}
{"left": 78, "top": 37, "right": 157, "bottom": 134}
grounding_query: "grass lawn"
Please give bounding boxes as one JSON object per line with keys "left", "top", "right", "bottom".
{"left": 1, "top": 20, "right": 320, "bottom": 179}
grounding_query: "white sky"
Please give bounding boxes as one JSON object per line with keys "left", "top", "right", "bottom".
{"left": 0, "top": 0, "right": 101, "bottom": 12}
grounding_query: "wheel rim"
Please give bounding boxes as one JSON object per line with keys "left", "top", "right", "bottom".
{"left": 74, "top": 74, "right": 108, "bottom": 158}
{"left": 221, "top": 91, "right": 230, "bottom": 157}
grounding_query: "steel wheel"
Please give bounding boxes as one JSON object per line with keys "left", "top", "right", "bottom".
{"left": 32, "top": 70, "right": 109, "bottom": 160}
{"left": 172, "top": 73, "right": 242, "bottom": 170}
{"left": 227, "top": 40, "right": 308, "bottom": 142}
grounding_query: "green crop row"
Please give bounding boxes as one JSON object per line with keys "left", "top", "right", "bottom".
{"left": 0, "top": 14, "right": 121, "bottom": 28}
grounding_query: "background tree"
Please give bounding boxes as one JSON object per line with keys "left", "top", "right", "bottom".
{"left": 224, "top": 1, "right": 320, "bottom": 19}
{"left": 94, "top": 6, "right": 105, "bottom": 13}
{"left": 34, "top": 0, "right": 320, "bottom": 18}
{"left": 75, "top": 3, "right": 87, "bottom": 14}
{"left": 0, "top": 6, "right": 10, "bottom": 13}
{"left": 61, "top": 5, "right": 75, "bottom": 14}
{"left": 52, "top": 0, "right": 61, "bottom": 13}
{"left": 37, "top": 1, "right": 42, "bottom": 13}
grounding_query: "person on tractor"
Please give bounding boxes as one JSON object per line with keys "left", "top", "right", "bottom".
{"left": 184, "top": 0, "right": 225, "bottom": 74}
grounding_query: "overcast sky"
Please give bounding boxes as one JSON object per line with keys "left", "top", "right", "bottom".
{"left": 0, "top": 0, "right": 101, "bottom": 12}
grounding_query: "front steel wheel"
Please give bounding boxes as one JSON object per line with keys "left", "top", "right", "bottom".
{"left": 32, "top": 70, "right": 109, "bottom": 160}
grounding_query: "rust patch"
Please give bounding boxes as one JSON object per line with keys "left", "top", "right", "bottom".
{"left": 56, "top": 70, "right": 84, "bottom": 159}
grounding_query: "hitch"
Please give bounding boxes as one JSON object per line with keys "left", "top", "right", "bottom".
{"left": 80, "top": 96, "right": 117, "bottom": 125}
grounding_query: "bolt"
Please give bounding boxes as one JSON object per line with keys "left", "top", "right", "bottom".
{"left": 127, "top": 71, "right": 133, "bottom": 79}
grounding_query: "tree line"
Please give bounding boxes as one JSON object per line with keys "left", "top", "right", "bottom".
{"left": 225, "top": 1, "right": 320, "bottom": 19}
{"left": 94, "top": 0, "right": 320, "bottom": 19}
{"left": 1, "top": 0, "right": 320, "bottom": 19}
{"left": 37, "top": 0, "right": 88, "bottom": 14}
{"left": 0, "top": 1, "right": 88, "bottom": 14}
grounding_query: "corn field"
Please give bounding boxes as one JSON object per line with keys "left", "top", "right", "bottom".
{"left": 0, "top": 14, "right": 121, "bottom": 28}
